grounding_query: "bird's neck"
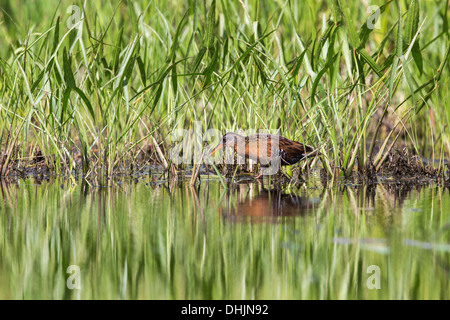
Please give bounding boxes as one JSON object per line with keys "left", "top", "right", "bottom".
{"left": 226, "top": 134, "right": 246, "bottom": 150}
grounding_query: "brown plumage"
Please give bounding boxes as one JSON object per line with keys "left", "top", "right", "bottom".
{"left": 210, "top": 132, "right": 320, "bottom": 168}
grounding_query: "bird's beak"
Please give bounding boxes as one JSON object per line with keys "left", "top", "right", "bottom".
{"left": 210, "top": 143, "right": 223, "bottom": 156}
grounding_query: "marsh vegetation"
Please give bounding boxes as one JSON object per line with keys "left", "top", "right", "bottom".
{"left": 0, "top": 0, "right": 449, "bottom": 182}
{"left": 0, "top": 0, "right": 449, "bottom": 300}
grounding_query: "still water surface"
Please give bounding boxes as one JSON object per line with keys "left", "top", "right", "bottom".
{"left": 0, "top": 176, "right": 449, "bottom": 299}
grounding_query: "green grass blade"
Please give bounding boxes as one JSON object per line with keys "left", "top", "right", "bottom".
{"left": 204, "top": 0, "right": 216, "bottom": 49}
{"left": 63, "top": 47, "right": 76, "bottom": 89}
{"left": 338, "top": 0, "right": 360, "bottom": 49}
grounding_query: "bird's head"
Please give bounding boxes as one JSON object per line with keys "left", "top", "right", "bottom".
{"left": 210, "top": 132, "right": 245, "bottom": 156}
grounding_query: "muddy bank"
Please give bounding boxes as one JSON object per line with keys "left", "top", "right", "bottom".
{"left": 358, "top": 148, "right": 447, "bottom": 184}
{"left": 0, "top": 147, "right": 449, "bottom": 186}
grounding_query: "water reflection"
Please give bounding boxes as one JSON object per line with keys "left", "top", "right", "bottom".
{"left": 0, "top": 176, "right": 449, "bottom": 299}
{"left": 220, "top": 181, "right": 321, "bottom": 221}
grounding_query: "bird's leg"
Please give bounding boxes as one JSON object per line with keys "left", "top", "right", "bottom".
{"left": 276, "top": 161, "right": 291, "bottom": 183}
{"left": 281, "top": 157, "right": 296, "bottom": 180}
{"left": 278, "top": 159, "right": 282, "bottom": 177}
{"left": 254, "top": 165, "right": 263, "bottom": 179}
{"left": 272, "top": 159, "right": 282, "bottom": 183}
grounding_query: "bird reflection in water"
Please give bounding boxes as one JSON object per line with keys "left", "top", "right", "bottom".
{"left": 221, "top": 181, "right": 319, "bottom": 222}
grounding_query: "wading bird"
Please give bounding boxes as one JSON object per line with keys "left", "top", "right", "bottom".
{"left": 210, "top": 132, "right": 320, "bottom": 178}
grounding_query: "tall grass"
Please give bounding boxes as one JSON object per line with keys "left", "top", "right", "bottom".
{"left": 0, "top": 0, "right": 449, "bottom": 180}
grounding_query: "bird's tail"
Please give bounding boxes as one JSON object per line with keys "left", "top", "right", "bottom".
{"left": 304, "top": 147, "right": 322, "bottom": 158}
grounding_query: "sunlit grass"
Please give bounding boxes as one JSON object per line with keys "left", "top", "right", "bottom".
{"left": 1, "top": 1, "right": 449, "bottom": 301}
{"left": 0, "top": 0, "right": 449, "bottom": 180}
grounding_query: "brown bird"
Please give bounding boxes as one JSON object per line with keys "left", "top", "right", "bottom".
{"left": 210, "top": 132, "right": 320, "bottom": 178}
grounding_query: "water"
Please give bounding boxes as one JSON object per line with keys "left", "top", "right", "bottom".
{"left": 0, "top": 176, "right": 449, "bottom": 299}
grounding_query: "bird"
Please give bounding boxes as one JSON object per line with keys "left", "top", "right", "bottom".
{"left": 210, "top": 132, "right": 320, "bottom": 178}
